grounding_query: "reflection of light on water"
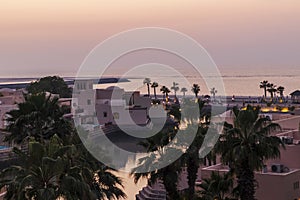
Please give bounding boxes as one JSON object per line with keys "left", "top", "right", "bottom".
{"left": 114, "top": 154, "right": 148, "bottom": 199}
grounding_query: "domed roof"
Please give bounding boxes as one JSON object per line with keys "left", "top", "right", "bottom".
{"left": 106, "top": 86, "right": 122, "bottom": 90}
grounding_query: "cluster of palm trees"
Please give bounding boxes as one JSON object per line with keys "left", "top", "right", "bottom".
{"left": 0, "top": 80, "right": 285, "bottom": 200}
{"left": 259, "top": 80, "right": 285, "bottom": 100}
{"left": 132, "top": 99, "right": 284, "bottom": 199}
{"left": 0, "top": 93, "right": 126, "bottom": 200}
{"left": 143, "top": 78, "right": 207, "bottom": 101}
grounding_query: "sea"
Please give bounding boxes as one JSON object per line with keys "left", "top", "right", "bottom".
{"left": 1, "top": 67, "right": 300, "bottom": 97}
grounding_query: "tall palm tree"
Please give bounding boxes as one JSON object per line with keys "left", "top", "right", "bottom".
{"left": 259, "top": 80, "right": 269, "bottom": 98}
{"left": 183, "top": 125, "right": 206, "bottom": 199}
{"left": 267, "top": 83, "right": 277, "bottom": 99}
{"left": 132, "top": 126, "right": 182, "bottom": 199}
{"left": 5, "top": 93, "right": 72, "bottom": 144}
{"left": 151, "top": 82, "right": 159, "bottom": 99}
{"left": 180, "top": 100, "right": 209, "bottom": 199}
{"left": 160, "top": 86, "right": 171, "bottom": 102}
{"left": 192, "top": 84, "right": 200, "bottom": 98}
{"left": 277, "top": 86, "right": 285, "bottom": 99}
{"left": 181, "top": 87, "right": 188, "bottom": 97}
{"left": 171, "top": 82, "right": 179, "bottom": 98}
{"left": 210, "top": 87, "right": 218, "bottom": 102}
{"left": 216, "top": 105, "right": 284, "bottom": 200}
{"left": 143, "top": 78, "right": 151, "bottom": 97}
{"left": 199, "top": 172, "right": 235, "bottom": 200}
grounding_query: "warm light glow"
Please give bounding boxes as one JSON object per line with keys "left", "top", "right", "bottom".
{"left": 241, "top": 107, "right": 247, "bottom": 110}
{"left": 261, "top": 107, "right": 271, "bottom": 112}
{"left": 281, "top": 107, "right": 289, "bottom": 112}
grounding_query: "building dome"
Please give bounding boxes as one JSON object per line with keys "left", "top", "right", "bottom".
{"left": 105, "top": 86, "right": 122, "bottom": 91}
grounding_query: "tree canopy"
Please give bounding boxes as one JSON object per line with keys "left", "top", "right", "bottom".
{"left": 27, "top": 76, "right": 72, "bottom": 98}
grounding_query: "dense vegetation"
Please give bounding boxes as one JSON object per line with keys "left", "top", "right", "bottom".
{"left": 27, "top": 76, "right": 72, "bottom": 98}
{"left": 0, "top": 93, "right": 126, "bottom": 200}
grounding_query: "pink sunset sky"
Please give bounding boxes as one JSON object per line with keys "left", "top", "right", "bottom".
{"left": 1, "top": 0, "right": 300, "bottom": 77}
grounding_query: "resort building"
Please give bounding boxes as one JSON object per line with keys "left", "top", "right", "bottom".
{"left": 72, "top": 79, "right": 152, "bottom": 130}
{"left": 95, "top": 86, "right": 151, "bottom": 126}
{"left": 0, "top": 88, "right": 24, "bottom": 129}
{"left": 290, "top": 90, "right": 300, "bottom": 103}
{"left": 201, "top": 164, "right": 300, "bottom": 200}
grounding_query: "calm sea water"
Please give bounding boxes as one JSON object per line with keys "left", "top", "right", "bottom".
{"left": 93, "top": 67, "right": 300, "bottom": 97}
{"left": 1, "top": 68, "right": 300, "bottom": 97}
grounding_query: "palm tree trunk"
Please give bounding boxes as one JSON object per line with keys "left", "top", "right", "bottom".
{"left": 264, "top": 87, "right": 267, "bottom": 98}
{"left": 154, "top": 88, "right": 157, "bottom": 99}
{"left": 237, "top": 160, "right": 256, "bottom": 200}
{"left": 147, "top": 84, "right": 150, "bottom": 97}
{"left": 162, "top": 167, "right": 179, "bottom": 200}
{"left": 187, "top": 155, "right": 199, "bottom": 199}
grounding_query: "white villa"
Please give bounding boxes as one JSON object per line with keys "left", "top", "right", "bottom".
{"left": 72, "top": 79, "right": 153, "bottom": 130}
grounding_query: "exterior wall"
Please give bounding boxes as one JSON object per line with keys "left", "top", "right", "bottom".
{"left": 72, "top": 80, "right": 97, "bottom": 126}
{"left": 96, "top": 88, "right": 124, "bottom": 100}
{"left": 201, "top": 164, "right": 229, "bottom": 180}
{"left": 95, "top": 104, "right": 113, "bottom": 125}
{"left": 274, "top": 116, "right": 300, "bottom": 130}
{"left": 96, "top": 104, "right": 148, "bottom": 125}
{"left": 201, "top": 164, "right": 300, "bottom": 200}
{"left": 135, "top": 96, "right": 151, "bottom": 108}
{"left": 255, "top": 170, "right": 300, "bottom": 200}
{"left": 266, "top": 145, "right": 300, "bottom": 169}
{"left": 0, "top": 105, "right": 18, "bottom": 129}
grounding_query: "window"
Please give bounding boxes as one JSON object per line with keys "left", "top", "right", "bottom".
{"left": 103, "top": 112, "right": 107, "bottom": 118}
{"left": 294, "top": 181, "right": 299, "bottom": 190}
{"left": 87, "top": 99, "right": 91, "bottom": 105}
{"left": 113, "top": 112, "right": 119, "bottom": 120}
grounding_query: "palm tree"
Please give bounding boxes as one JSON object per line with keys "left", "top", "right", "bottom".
{"left": 216, "top": 105, "right": 284, "bottom": 200}
{"left": 160, "top": 86, "right": 171, "bottom": 102}
{"left": 5, "top": 93, "right": 72, "bottom": 144}
{"left": 199, "top": 172, "right": 235, "bottom": 200}
{"left": 171, "top": 82, "right": 179, "bottom": 98}
{"left": 267, "top": 83, "right": 277, "bottom": 99}
{"left": 181, "top": 87, "right": 188, "bottom": 97}
{"left": 0, "top": 132, "right": 127, "bottom": 200}
{"left": 0, "top": 135, "right": 95, "bottom": 200}
{"left": 210, "top": 87, "right": 218, "bottom": 102}
{"left": 151, "top": 82, "right": 159, "bottom": 99}
{"left": 180, "top": 100, "right": 210, "bottom": 199}
{"left": 183, "top": 125, "right": 206, "bottom": 199}
{"left": 2, "top": 94, "right": 127, "bottom": 200}
{"left": 259, "top": 80, "right": 269, "bottom": 98}
{"left": 132, "top": 126, "right": 182, "bottom": 199}
{"left": 277, "top": 86, "right": 285, "bottom": 99}
{"left": 192, "top": 84, "right": 200, "bottom": 98}
{"left": 68, "top": 131, "right": 126, "bottom": 200}
{"left": 143, "top": 78, "right": 151, "bottom": 97}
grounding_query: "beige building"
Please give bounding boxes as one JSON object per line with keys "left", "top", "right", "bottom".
{"left": 199, "top": 110, "right": 300, "bottom": 200}
{"left": 201, "top": 163, "right": 300, "bottom": 200}
{"left": 95, "top": 86, "right": 151, "bottom": 126}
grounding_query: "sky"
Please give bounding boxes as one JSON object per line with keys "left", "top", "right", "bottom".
{"left": 1, "top": 0, "right": 300, "bottom": 77}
